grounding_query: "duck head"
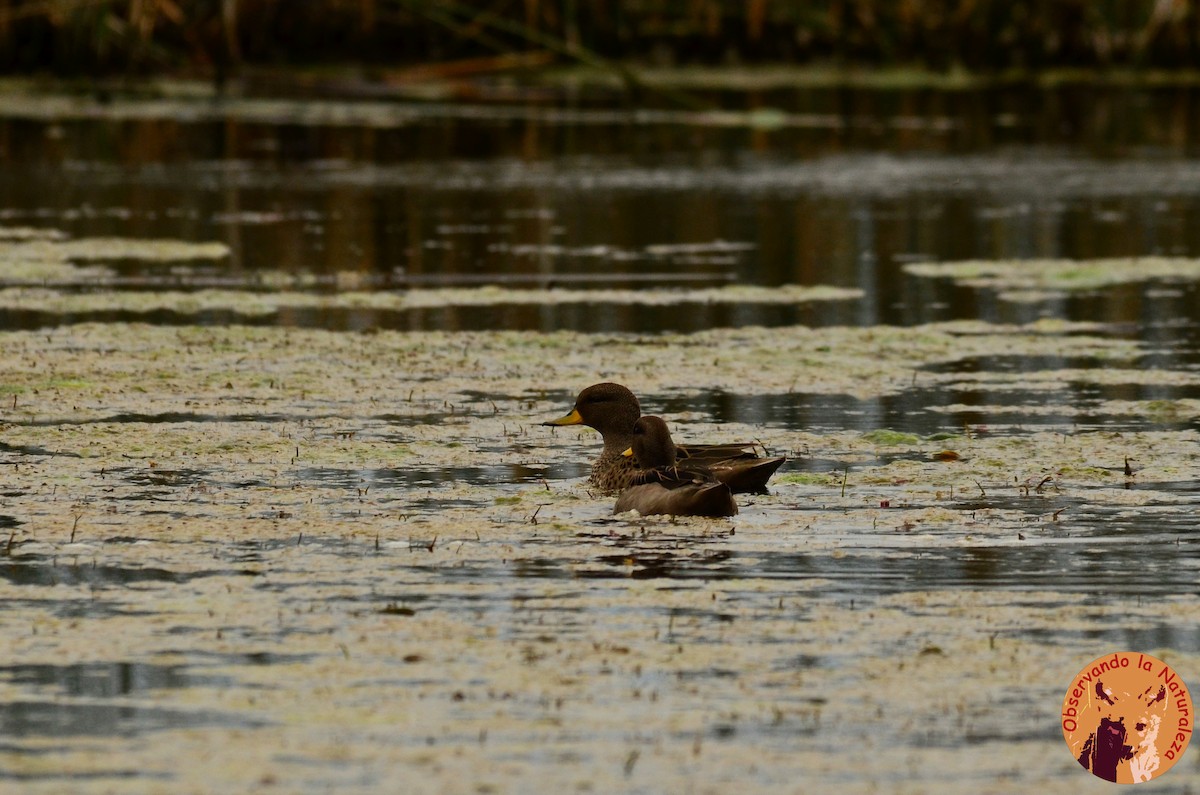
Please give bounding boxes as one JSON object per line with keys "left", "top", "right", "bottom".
{"left": 543, "top": 382, "right": 642, "bottom": 439}
{"left": 625, "top": 415, "right": 677, "bottom": 468}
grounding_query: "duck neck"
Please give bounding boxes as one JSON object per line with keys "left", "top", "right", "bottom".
{"left": 592, "top": 402, "right": 640, "bottom": 458}
{"left": 600, "top": 428, "right": 636, "bottom": 459}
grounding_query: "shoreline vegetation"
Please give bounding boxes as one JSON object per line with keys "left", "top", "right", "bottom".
{"left": 5, "top": 1, "right": 1200, "bottom": 101}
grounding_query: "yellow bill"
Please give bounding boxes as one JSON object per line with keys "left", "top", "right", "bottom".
{"left": 542, "top": 408, "right": 584, "bottom": 427}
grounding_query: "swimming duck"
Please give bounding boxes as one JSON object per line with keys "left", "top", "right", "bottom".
{"left": 542, "top": 382, "right": 785, "bottom": 494}
{"left": 613, "top": 416, "right": 737, "bottom": 517}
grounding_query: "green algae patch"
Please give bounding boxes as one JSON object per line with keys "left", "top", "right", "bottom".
{"left": 1139, "top": 398, "right": 1200, "bottom": 422}
{"left": 0, "top": 283, "right": 862, "bottom": 313}
{"left": 860, "top": 429, "right": 922, "bottom": 446}
{"left": 0, "top": 225, "right": 66, "bottom": 241}
{"left": 842, "top": 428, "right": 1199, "bottom": 494}
{"left": 51, "top": 237, "right": 230, "bottom": 262}
{"left": 904, "top": 256, "right": 1200, "bottom": 300}
{"left": 775, "top": 472, "right": 842, "bottom": 486}
{"left": 0, "top": 320, "right": 1143, "bottom": 423}
{"left": 0, "top": 233, "right": 230, "bottom": 287}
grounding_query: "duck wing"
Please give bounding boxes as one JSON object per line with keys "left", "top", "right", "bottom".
{"left": 675, "top": 443, "right": 785, "bottom": 494}
{"left": 629, "top": 464, "right": 716, "bottom": 490}
{"left": 676, "top": 442, "right": 764, "bottom": 462}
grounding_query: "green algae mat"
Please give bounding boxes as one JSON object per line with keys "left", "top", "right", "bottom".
{"left": 3, "top": 240, "right": 1200, "bottom": 793}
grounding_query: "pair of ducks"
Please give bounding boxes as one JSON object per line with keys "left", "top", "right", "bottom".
{"left": 543, "top": 383, "right": 785, "bottom": 517}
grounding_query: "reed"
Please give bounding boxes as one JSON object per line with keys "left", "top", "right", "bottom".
{"left": 0, "top": 0, "right": 1197, "bottom": 75}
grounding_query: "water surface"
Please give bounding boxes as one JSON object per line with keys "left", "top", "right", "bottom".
{"left": 1, "top": 84, "right": 1198, "bottom": 793}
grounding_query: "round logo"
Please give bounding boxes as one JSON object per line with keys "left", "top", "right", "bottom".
{"left": 1062, "top": 651, "right": 1193, "bottom": 783}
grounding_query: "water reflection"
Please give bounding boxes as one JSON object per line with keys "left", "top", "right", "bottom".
{"left": 1019, "top": 624, "right": 1200, "bottom": 654}
{"left": 3, "top": 89, "right": 1200, "bottom": 339}
{"left": 0, "top": 661, "right": 265, "bottom": 743}
{"left": 1, "top": 700, "right": 262, "bottom": 739}
{"left": 0, "top": 559, "right": 204, "bottom": 588}
{"left": 0, "top": 661, "right": 224, "bottom": 698}
{"left": 747, "top": 543, "right": 1200, "bottom": 598}
{"left": 586, "top": 547, "right": 738, "bottom": 580}
{"left": 649, "top": 383, "right": 1200, "bottom": 436}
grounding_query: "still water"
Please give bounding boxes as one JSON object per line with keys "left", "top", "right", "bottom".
{"left": 3, "top": 84, "right": 1200, "bottom": 321}
{"left": 1, "top": 82, "right": 1198, "bottom": 792}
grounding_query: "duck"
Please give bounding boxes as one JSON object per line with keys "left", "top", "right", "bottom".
{"left": 613, "top": 416, "right": 737, "bottom": 517}
{"left": 542, "top": 382, "right": 785, "bottom": 494}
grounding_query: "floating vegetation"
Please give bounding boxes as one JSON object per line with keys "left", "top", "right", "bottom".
{"left": 0, "top": 284, "right": 863, "bottom": 314}
{"left": 2, "top": 309, "right": 1198, "bottom": 792}
{"left": 859, "top": 429, "right": 922, "bottom": 446}
{"left": 0, "top": 319, "right": 1147, "bottom": 418}
{"left": 904, "top": 257, "right": 1200, "bottom": 301}
{"left": 0, "top": 230, "right": 230, "bottom": 286}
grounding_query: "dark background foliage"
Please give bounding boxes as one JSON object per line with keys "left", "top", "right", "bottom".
{"left": 3, "top": 0, "right": 1200, "bottom": 76}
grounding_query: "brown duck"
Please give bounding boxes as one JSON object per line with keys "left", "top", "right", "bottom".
{"left": 613, "top": 416, "right": 737, "bottom": 517}
{"left": 542, "top": 382, "right": 784, "bottom": 494}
